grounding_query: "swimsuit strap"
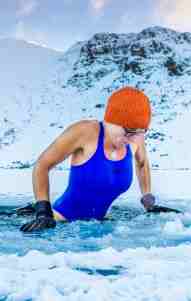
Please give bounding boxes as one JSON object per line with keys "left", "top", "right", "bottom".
{"left": 96, "top": 121, "right": 105, "bottom": 154}
{"left": 99, "top": 121, "right": 131, "bottom": 159}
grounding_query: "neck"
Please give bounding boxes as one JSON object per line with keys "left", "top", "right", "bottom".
{"left": 102, "top": 121, "right": 117, "bottom": 151}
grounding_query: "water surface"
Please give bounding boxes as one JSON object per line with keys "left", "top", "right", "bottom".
{"left": 1, "top": 194, "right": 191, "bottom": 301}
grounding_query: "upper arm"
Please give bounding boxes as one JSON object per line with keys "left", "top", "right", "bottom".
{"left": 134, "top": 139, "right": 149, "bottom": 168}
{"left": 36, "top": 121, "right": 88, "bottom": 170}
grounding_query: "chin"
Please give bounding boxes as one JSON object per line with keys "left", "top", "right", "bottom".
{"left": 115, "top": 141, "right": 126, "bottom": 148}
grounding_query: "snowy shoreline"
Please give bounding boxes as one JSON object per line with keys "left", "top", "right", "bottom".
{"left": 0, "top": 168, "right": 190, "bottom": 201}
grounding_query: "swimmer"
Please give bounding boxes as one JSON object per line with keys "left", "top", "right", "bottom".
{"left": 20, "top": 87, "right": 156, "bottom": 232}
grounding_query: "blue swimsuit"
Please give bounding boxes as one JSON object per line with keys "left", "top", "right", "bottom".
{"left": 53, "top": 121, "right": 133, "bottom": 221}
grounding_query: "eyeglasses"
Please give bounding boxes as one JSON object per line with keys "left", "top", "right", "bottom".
{"left": 123, "top": 127, "right": 147, "bottom": 135}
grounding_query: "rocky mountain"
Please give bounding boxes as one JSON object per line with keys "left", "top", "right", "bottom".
{"left": 66, "top": 27, "right": 191, "bottom": 88}
{"left": 0, "top": 26, "right": 191, "bottom": 169}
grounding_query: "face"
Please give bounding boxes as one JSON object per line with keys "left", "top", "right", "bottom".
{"left": 104, "top": 122, "right": 146, "bottom": 148}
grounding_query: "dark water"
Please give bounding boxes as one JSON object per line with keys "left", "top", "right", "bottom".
{"left": 0, "top": 195, "right": 190, "bottom": 256}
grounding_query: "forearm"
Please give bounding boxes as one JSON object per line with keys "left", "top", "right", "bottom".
{"left": 32, "top": 163, "right": 50, "bottom": 202}
{"left": 135, "top": 159, "right": 151, "bottom": 195}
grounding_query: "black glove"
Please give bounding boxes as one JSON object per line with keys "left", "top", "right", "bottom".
{"left": 20, "top": 201, "right": 56, "bottom": 232}
{"left": 140, "top": 193, "right": 155, "bottom": 210}
{"left": 140, "top": 194, "right": 182, "bottom": 214}
{"left": 147, "top": 205, "right": 182, "bottom": 214}
{"left": 16, "top": 203, "right": 36, "bottom": 216}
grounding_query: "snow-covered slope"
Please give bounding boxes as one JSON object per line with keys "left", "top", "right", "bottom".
{"left": 0, "top": 27, "right": 191, "bottom": 170}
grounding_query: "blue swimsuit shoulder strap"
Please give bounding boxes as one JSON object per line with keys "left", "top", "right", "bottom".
{"left": 97, "top": 121, "right": 104, "bottom": 152}
{"left": 98, "top": 121, "right": 132, "bottom": 158}
{"left": 126, "top": 143, "right": 132, "bottom": 157}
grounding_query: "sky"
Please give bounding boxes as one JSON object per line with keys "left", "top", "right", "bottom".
{"left": 0, "top": 0, "right": 191, "bottom": 52}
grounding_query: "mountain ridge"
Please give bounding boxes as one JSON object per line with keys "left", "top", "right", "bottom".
{"left": 0, "top": 26, "right": 191, "bottom": 169}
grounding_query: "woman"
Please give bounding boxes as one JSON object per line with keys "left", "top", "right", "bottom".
{"left": 20, "top": 87, "right": 156, "bottom": 232}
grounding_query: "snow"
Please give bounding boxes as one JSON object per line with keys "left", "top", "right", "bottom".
{"left": 1, "top": 246, "right": 191, "bottom": 300}
{"left": 0, "top": 167, "right": 191, "bottom": 202}
{"left": 0, "top": 27, "right": 191, "bottom": 300}
{"left": 0, "top": 28, "right": 191, "bottom": 169}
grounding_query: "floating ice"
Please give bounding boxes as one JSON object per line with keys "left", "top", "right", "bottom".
{"left": 0, "top": 245, "right": 191, "bottom": 300}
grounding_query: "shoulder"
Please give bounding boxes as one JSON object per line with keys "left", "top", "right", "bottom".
{"left": 65, "top": 119, "right": 100, "bottom": 147}
{"left": 70, "top": 119, "right": 99, "bottom": 137}
{"left": 63, "top": 119, "right": 98, "bottom": 137}
{"left": 75, "top": 119, "right": 99, "bottom": 131}
{"left": 36, "top": 120, "right": 100, "bottom": 168}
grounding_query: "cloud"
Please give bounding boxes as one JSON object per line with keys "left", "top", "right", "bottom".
{"left": 14, "top": 20, "right": 25, "bottom": 39}
{"left": 16, "top": 0, "right": 38, "bottom": 18}
{"left": 90, "top": 0, "right": 110, "bottom": 14}
{"left": 116, "top": 1, "right": 157, "bottom": 34}
{"left": 159, "top": 0, "right": 191, "bottom": 32}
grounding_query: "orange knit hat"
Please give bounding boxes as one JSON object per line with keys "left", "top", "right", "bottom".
{"left": 104, "top": 87, "right": 151, "bottom": 129}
